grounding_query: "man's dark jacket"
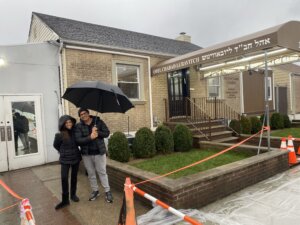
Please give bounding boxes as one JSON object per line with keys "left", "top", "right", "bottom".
{"left": 75, "top": 116, "right": 110, "bottom": 155}
{"left": 53, "top": 115, "right": 81, "bottom": 164}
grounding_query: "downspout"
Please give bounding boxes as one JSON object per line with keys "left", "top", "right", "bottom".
{"left": 147, "top": 56, "right": 154, "bottom": 130}
{"left": 58, "top": 40, "right": 65, "bottom": 116}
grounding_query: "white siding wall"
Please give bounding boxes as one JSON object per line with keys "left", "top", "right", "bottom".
{"left": 28, "top": 15, "right": 59, "bottom": 43}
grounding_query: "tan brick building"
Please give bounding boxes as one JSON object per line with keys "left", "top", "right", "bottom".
{"left": 28, "top": 12, "right": 200, "bottom": 133}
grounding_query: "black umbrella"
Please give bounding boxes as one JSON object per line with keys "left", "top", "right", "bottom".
{"left": 62, "top": 80, "right": 134, "bottom": 113}
{"left": 12, "top": 101, "right": 35, "bottom": 114}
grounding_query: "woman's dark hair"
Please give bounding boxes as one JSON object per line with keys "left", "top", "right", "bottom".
{"left": 61, "top": 121, "right": 74, "bottom": 140}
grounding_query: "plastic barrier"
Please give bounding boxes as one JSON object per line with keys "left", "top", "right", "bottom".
{"left": 0, "top": 179, "right": 36, "bottom": 225}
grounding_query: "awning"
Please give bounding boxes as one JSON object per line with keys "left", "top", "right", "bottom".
{"left": 152, "top": 21, "right": 300, "bottom": 75}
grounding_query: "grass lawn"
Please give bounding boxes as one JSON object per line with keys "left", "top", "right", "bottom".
{"left": 271, "top": 128, "right": 300, "bottom": 138}
{"left": 129, "top": 148, "right": 255, "bottom": 179}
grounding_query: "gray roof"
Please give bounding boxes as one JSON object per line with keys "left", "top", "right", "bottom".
{"left": 33, "top": 12, "right": 201, "bottom": 56}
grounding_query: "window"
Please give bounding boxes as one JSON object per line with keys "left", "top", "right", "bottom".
{"left": 116, "top": 64, "right": 140, "bottom": 99}
{"left": 208, "top": 77, "right": 221, "bottom": 98}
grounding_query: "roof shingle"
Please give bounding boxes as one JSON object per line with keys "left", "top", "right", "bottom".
{"left": 33, "top": 12, "right": 201, "bottom": 56}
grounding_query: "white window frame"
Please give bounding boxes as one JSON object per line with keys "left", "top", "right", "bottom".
{"left": 112, "top": 60, "right": 144, "bottom": 101}
{"left": 207, "top": 76, "right": 222, "bottom": 98}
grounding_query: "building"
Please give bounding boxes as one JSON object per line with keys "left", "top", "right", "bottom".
{"left": 1, "top": 12, "right": 300, "bottom": 171}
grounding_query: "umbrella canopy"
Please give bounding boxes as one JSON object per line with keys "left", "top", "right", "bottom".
{"left": 12, "top": 101, "right": 35, "bottom": 114}
{"left": 62, "top": 80, "right": 134, "bottom": 113}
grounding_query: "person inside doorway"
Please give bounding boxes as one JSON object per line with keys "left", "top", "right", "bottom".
{"left": 13, "top": 112, "right": 30, "bottom": 154}
{"left": 75, "top": 108, "right": 113, "bottom": 203}
{"left": 53, "top": 115, "right": 81, "bottom": 210}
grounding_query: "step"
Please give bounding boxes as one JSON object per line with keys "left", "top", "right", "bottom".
{"left": 193, "top": 130, "right": 232, "bottom": 138}
{"left": 190, "top": 125, "right": 227, "bottom": 134}
{"left": 214, "top": 136, "right": 239, "bottom": 143}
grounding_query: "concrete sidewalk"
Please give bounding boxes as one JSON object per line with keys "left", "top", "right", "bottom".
{"left": 0, "top": 163, "right": 149, "bottom": 225}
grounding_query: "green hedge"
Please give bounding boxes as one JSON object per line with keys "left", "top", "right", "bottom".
{"left": 270, "top": 113, "right": 284, "bottom": 130}
{"left": 240, "top": 116, "right": 252, "bottom": 134}
{"left": 173, "top": 124, "right": 193, "bottom": 152}
{"left": 250, "top": 116, "right": 262, "bottom": 134}
{"left": 229, "top": 119, "right": 241, "bottom": 134}
{"left": 108, "top": 132, "right": 130, "bottom": 162}
{"left": 132, "top": 127, "right": 156, "bottom": 158}
{"left": 155, "top": 125, "right": 174, "bottom": 154}
{"left": 282, "top": 114, "right": 291, "bottom": 128}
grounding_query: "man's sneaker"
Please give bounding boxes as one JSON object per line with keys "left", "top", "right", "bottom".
{"left": 105, "top": 191, "right": 113, "bottom": 203}
{"left": 89, "top": 191, "right": 100, "bottom": 201}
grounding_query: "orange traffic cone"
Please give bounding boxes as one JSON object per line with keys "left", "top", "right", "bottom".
{"left": 280, "top": 137, "right": 287, "bottom": 150}
{"left": 287, "top": 135, "right": 297, "bottom": 164}
{"left": 297, "top": 146, "right": 300, "bottom": 155}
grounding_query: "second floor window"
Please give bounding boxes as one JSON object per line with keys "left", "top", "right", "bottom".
{"left": 116, "top": 64, "right": 140, "bottom": 100}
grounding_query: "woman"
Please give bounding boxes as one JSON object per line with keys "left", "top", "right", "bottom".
{"left": 53, "top": 115, "right": 81, "bottom": 210}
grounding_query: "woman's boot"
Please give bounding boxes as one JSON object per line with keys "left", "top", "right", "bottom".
{"left": 55, "top": 193, "right": 70, "bottom": 210}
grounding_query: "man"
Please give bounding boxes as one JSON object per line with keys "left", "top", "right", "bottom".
{"left": 75, "top": 108, "right": 113, "bottom": 203}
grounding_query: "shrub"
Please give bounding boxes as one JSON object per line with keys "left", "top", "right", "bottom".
{"left": 250, "top": 116, "right": 262, "bottom": 134}
{"left": 260, "top": 114, "right": 267, "bottom": 126}
{"left": 108, "top": 132, "right": 130, "bottom": 162}
{"left": 154, "top": 125, "right": 174, "bottom": 154}
{"left": 173, "top": 124, "right": 193, "bottom": 152}
{"left": 240, "top": 116, "right": 252, "bottom": 134}
{"left": 282, "top": 114, "right": 292, "bottom": 128}
{"left": 270, "top": 113, "right": 284, "bottom": 130}
{"left": 132, "top": 127, "right": 156, "bottom": 158}
{"left": 229, "top": 119, "right": 241, "bottom": 134}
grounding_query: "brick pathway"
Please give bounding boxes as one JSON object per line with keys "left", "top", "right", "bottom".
{"left": 0, "top": 168, "right": 81, "bottom": 225}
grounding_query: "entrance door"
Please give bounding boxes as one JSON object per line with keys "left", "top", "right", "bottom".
{"left": 0, "top": 95, "right": 45, "bottom": 172}
{"left": 167, "top": 69, "right": 190, "bottom": 118}
{"left": 275, "top": 86, "right": 288, "bottom": 115}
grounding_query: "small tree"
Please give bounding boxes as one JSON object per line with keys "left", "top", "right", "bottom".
{"left": 155, "top": 125, "right": 174, "bottom": 154}
{"left": 250, "top": 116, "right": 262, "bottom": 134}
{"left": 240, "top": 115, "right": 252, "bottom": 134}
{"left": 132, "top": 127, "right": 156, "bottom": 158}
{"left": 282, "top": 114, "right": 292, "bottom": 128}
{"left": 173, "top": 124, "right": 193, "bottom": 152}
{"left": 270, "top": 113, "right": 284, "bottom": 130}
{"left": 229, "top": 119, "right": 241, "bottom": 134}
{"left": 108, "top": 132, "right": 130, "bottom": 162}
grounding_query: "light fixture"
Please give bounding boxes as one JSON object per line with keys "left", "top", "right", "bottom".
{"left": 0, "top": 58, "right": 5, "bottom": 67}
{"left": 199, "top": 48, "right": 288, "bottom": 71}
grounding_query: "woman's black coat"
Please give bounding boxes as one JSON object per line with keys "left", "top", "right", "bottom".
{"left": 53, "top": 115, "right": 81, "bottom": 165}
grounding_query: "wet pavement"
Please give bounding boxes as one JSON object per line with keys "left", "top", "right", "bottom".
{"left": 0, "top": 163, "right": 149, "bottom": 225}
{"left": 2, "top": 163, "right": 300, "bottom": 225}
{"left": 137, "top": 165, "right": 300, "bottom": 225}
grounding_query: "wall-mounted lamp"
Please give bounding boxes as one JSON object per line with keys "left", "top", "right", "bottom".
{"left": 0, "top": 58, "right": 5, "bottom": 67}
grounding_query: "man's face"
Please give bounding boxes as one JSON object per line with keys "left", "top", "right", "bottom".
{"left": 79, "top": 111, "right": 90, "bottom": 122}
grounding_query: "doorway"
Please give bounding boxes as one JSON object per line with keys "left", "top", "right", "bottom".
{"left": 0, "top": 95, "right": 45, "bottom": 172}
{"left": 167, "top": 69, "right": 190, "bottom": 118}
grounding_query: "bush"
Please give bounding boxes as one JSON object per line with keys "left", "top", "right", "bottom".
{"left": 282, "top": 114, "right": 292, "bottom": 128}
{"left": 260, "top": 114, "right": 267, "bottom": 126}
{"left": 250, "top": 116, "right": 262, "bottom": 134}
{"left": 108, "top": 132, "right": 130, "bottom": 162}
{"left": 154, "top": 125, "right": 174, "bottom": 154}
{"left": 229, "top": 119, "right": 241, "bottom": 134}
{"left": 132, "top": 127, "right": 156, "bottom": 158}
{"left": 270, "top": 113, "right": 284, "bottom": 130}
{"left": 173, "top": 124, "right": 193, "bottom": 152}
{"left": 240, "top": 116, "right": 252, "bottom": 134}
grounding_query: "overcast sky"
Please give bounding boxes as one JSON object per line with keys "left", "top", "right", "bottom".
{"left": 1, "top": 0, "right": 300, "bottom": 47}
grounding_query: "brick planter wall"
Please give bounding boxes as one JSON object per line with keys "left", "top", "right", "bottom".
{"left": 107, "top": 150, "right": 289, "bottom": 209}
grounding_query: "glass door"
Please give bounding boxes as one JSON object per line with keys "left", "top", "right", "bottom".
{"left": 0, "top": 95, "right": 45, "bottom": 172}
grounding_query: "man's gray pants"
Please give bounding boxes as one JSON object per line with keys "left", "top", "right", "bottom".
{"left": 82, "top": 154, "right": 110, "bottom": 193}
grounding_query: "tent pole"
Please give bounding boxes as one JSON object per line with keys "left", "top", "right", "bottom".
{"left": 264, "top": 51, "right": 271, "bottom": 151}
